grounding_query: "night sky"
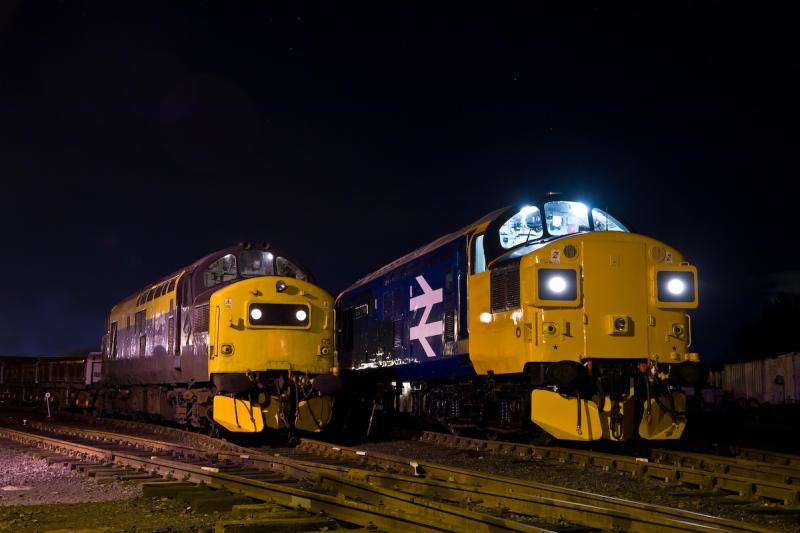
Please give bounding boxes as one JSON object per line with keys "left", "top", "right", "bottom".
{"left": 1, "top": 3, "right": 797, "bottom": 364}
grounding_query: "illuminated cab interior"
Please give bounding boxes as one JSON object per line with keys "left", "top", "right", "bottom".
{"left": 195, "top": 250, "right": 309, "bottom": 299}
{"left": 474, "top": 200, "right": 629, "bottom": 275}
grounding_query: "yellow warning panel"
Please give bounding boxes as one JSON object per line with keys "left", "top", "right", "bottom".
{"left": 531, "top": 389, "right": 602, "bottom": 441}
{"left": 213, "top": 395, "right": 265, "bottom": 433}
{"left": 639, "top": 391, "right": 686, "bottom": 440}
{"left": 295, "top": 396, "right": 334, "bottom": 433}
{"left": 263, "top": 395, "right": 285, "bottom": 430}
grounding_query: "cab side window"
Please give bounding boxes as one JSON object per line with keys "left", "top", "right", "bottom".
{"left": 471, "top": 234, "right": 486, "bottom": 275}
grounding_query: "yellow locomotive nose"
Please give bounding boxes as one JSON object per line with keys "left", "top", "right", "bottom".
{"left": 523, "top": 232, "right": 698, "bottom": 442}
{"left": 208, "top": 276, "right": 337, "bottom": 434}
{"left": 582, "top": 238, "right": 649, "bottom": 359}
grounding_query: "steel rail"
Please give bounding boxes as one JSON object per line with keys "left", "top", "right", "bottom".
{"left": 0, "top": 424, "right": 552, "bottom": 532}
{"left": 0, "top": 426, "right": 113, "bottom": 461}
{"left": 650, "top": 448, "right": 800, "bottom": 486}
{"left": 735, "top": 448, "right": 800, "bottom": 469}
{"left": 292, "top": 438, "right": 779, "bottom": 533}
{"left": 59, "top": 412, "right": 252, "bottom": 454}
{"left": 418, "top": 431, "right": 800, "bottom": 506}
{"left": 26, "top": 420, "right": 214, "bottom": 459}
{"left": 0, "top": 421, "right": 782, "bottom": 532}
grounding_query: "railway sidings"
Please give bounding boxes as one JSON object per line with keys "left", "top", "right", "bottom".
{"left": 1, "top": 413, "right": 797, "bottom": 531}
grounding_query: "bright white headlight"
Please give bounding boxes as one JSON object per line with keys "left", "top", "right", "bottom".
{"left": 667, "top": 278, "right": 685, "bottom": 295}
{"left": 250, "top": 308, "right": 262, "bottom": 320}
{"left": 548, "top": 276, "right": 568, "bottom": 293}
{"left": 295, "top": 309, "right": 307, "bottom": 321}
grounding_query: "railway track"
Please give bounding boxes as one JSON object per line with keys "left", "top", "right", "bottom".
{"left": 419, "top": 431, "right": 800, "bottom": 508}
{"left": 0, "top": 418, "right": 780, "bottom": 532}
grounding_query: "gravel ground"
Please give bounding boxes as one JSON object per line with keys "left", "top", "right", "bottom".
{"left": 0, "top": 439, "right": 231, "bottom": 532}
{"left": 0, "top": 441, "right": 138, "bottom": 506}
{"left": 357, "top": 439, "right": 800, "bottom": 533}
{"left": 0, "top": 497, "right": 224, "bottom": 532}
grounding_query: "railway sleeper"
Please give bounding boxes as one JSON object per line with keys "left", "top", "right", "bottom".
{"left": 216, "top": 515, "right": 340, "bottom": 533}
{"left": 141, "top": 481, "right": 255, "bottom": 513}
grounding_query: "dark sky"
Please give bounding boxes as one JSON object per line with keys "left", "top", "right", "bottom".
{"left": 1, "top": 2, "right": 797, "bottom": 363}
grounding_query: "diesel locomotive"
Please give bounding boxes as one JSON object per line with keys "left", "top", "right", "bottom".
{"left": 98, "top": 243, "right": 339, "bottom": 434}
{"left": 336, "top": 197, "right": 704, "bottom": 442}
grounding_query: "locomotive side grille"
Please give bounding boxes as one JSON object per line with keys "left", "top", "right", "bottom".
{"left": 491, "top": 260, "right": 521, "bottom": 313}
{"left": 168, "top": 316, "right": 175, "bottom": 354}
{"left": 393, "top": 318, "right": 403, "bottom": 348}
{"left": 194, "top": 304, "right": 210, "bottom": 332}
{"left": 444, "top": 310, "right": 456, "bottom": 342}
{"left": 444, "top": 270, "right": 456, "bottom": 342}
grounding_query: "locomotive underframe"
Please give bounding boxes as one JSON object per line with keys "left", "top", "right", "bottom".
{"left": 84, "top": 368, "right": 333, "bottom": 433}
{"left": 349, "top": 358, "right": 694, "bottom": 442}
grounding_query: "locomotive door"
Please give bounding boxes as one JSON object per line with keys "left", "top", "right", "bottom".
{"left": 109, "top": 322, "right": 118, "bottom": 359}
{"left": 337, "top": 290, "right": 373, "bottom": 370}
{"left": 466, "top": 232, "right": 493, "bottom": 370}
{"left": 582, "top": 239, "right": 649, "bottom": 359}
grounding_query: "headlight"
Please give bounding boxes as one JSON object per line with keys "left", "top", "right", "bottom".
{"left": 548, "top": 276, "right": 568, "bottom": 293}
{"left": 538, "top": 268, "right": 578, "bottom": 301}
{"left": 248, "top": 303, "right": 310, "bottom": 327}
{"left": 657, "top": 271, "right": 695, "bottom": 303}
{"left": 667, "top": 278, "right": 685, "bottom": 295}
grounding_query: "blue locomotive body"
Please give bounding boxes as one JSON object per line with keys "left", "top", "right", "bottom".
{"left": 337, "top": 233, "right": 474, "bottom": 382}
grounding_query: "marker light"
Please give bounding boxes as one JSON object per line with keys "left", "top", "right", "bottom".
{"left": 295, "top": 309, "right": 307, "bottom": 322}
{"left": 250, "top": 308, "right": 262, "bottom": 320}
{"left": 548, "top": 276, "right": 567, "bottom": 294}
{"left": 667, "top": 278, "right": 685, "bottom": 295}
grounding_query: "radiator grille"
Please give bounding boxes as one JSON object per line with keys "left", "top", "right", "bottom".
{"left": 491, "top": 261, "right": 521, "bottom": 313}
{"left": 194, "top": 304, "right": 210, "bottom": 332}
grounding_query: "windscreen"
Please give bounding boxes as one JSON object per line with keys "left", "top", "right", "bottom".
{"left": 544, "top": 201, "right": 590, "bottom": 236}
{"left": 498, "top": 205, "right": 543, "bottom": 249}
{"left": 239, "top": 250, "right": 274, "bottom": 277}
{"left": 591, "top": 208, "right": 628, "bottom": 232}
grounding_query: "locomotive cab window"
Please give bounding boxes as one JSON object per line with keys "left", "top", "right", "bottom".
{"left": 204, "top": 254, "right": 238, "bottom": 287}
{"left": 240, "top": 250, "right": 274, "bottom": 277}
{"left": 591, "top": 208, "right": 628, "bottom": 232}
{"left": 544, "top": 201, "right": 590, "bottom": 236}
{"left": 499, "top": 206, "right": 543, "bottom": 249}
{"left": 275, "top": 256, "right": 307, "bottom": 281}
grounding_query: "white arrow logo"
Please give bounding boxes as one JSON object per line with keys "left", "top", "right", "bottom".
{"left": 409, "top": 275, "right": 443, "bottom": 358}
